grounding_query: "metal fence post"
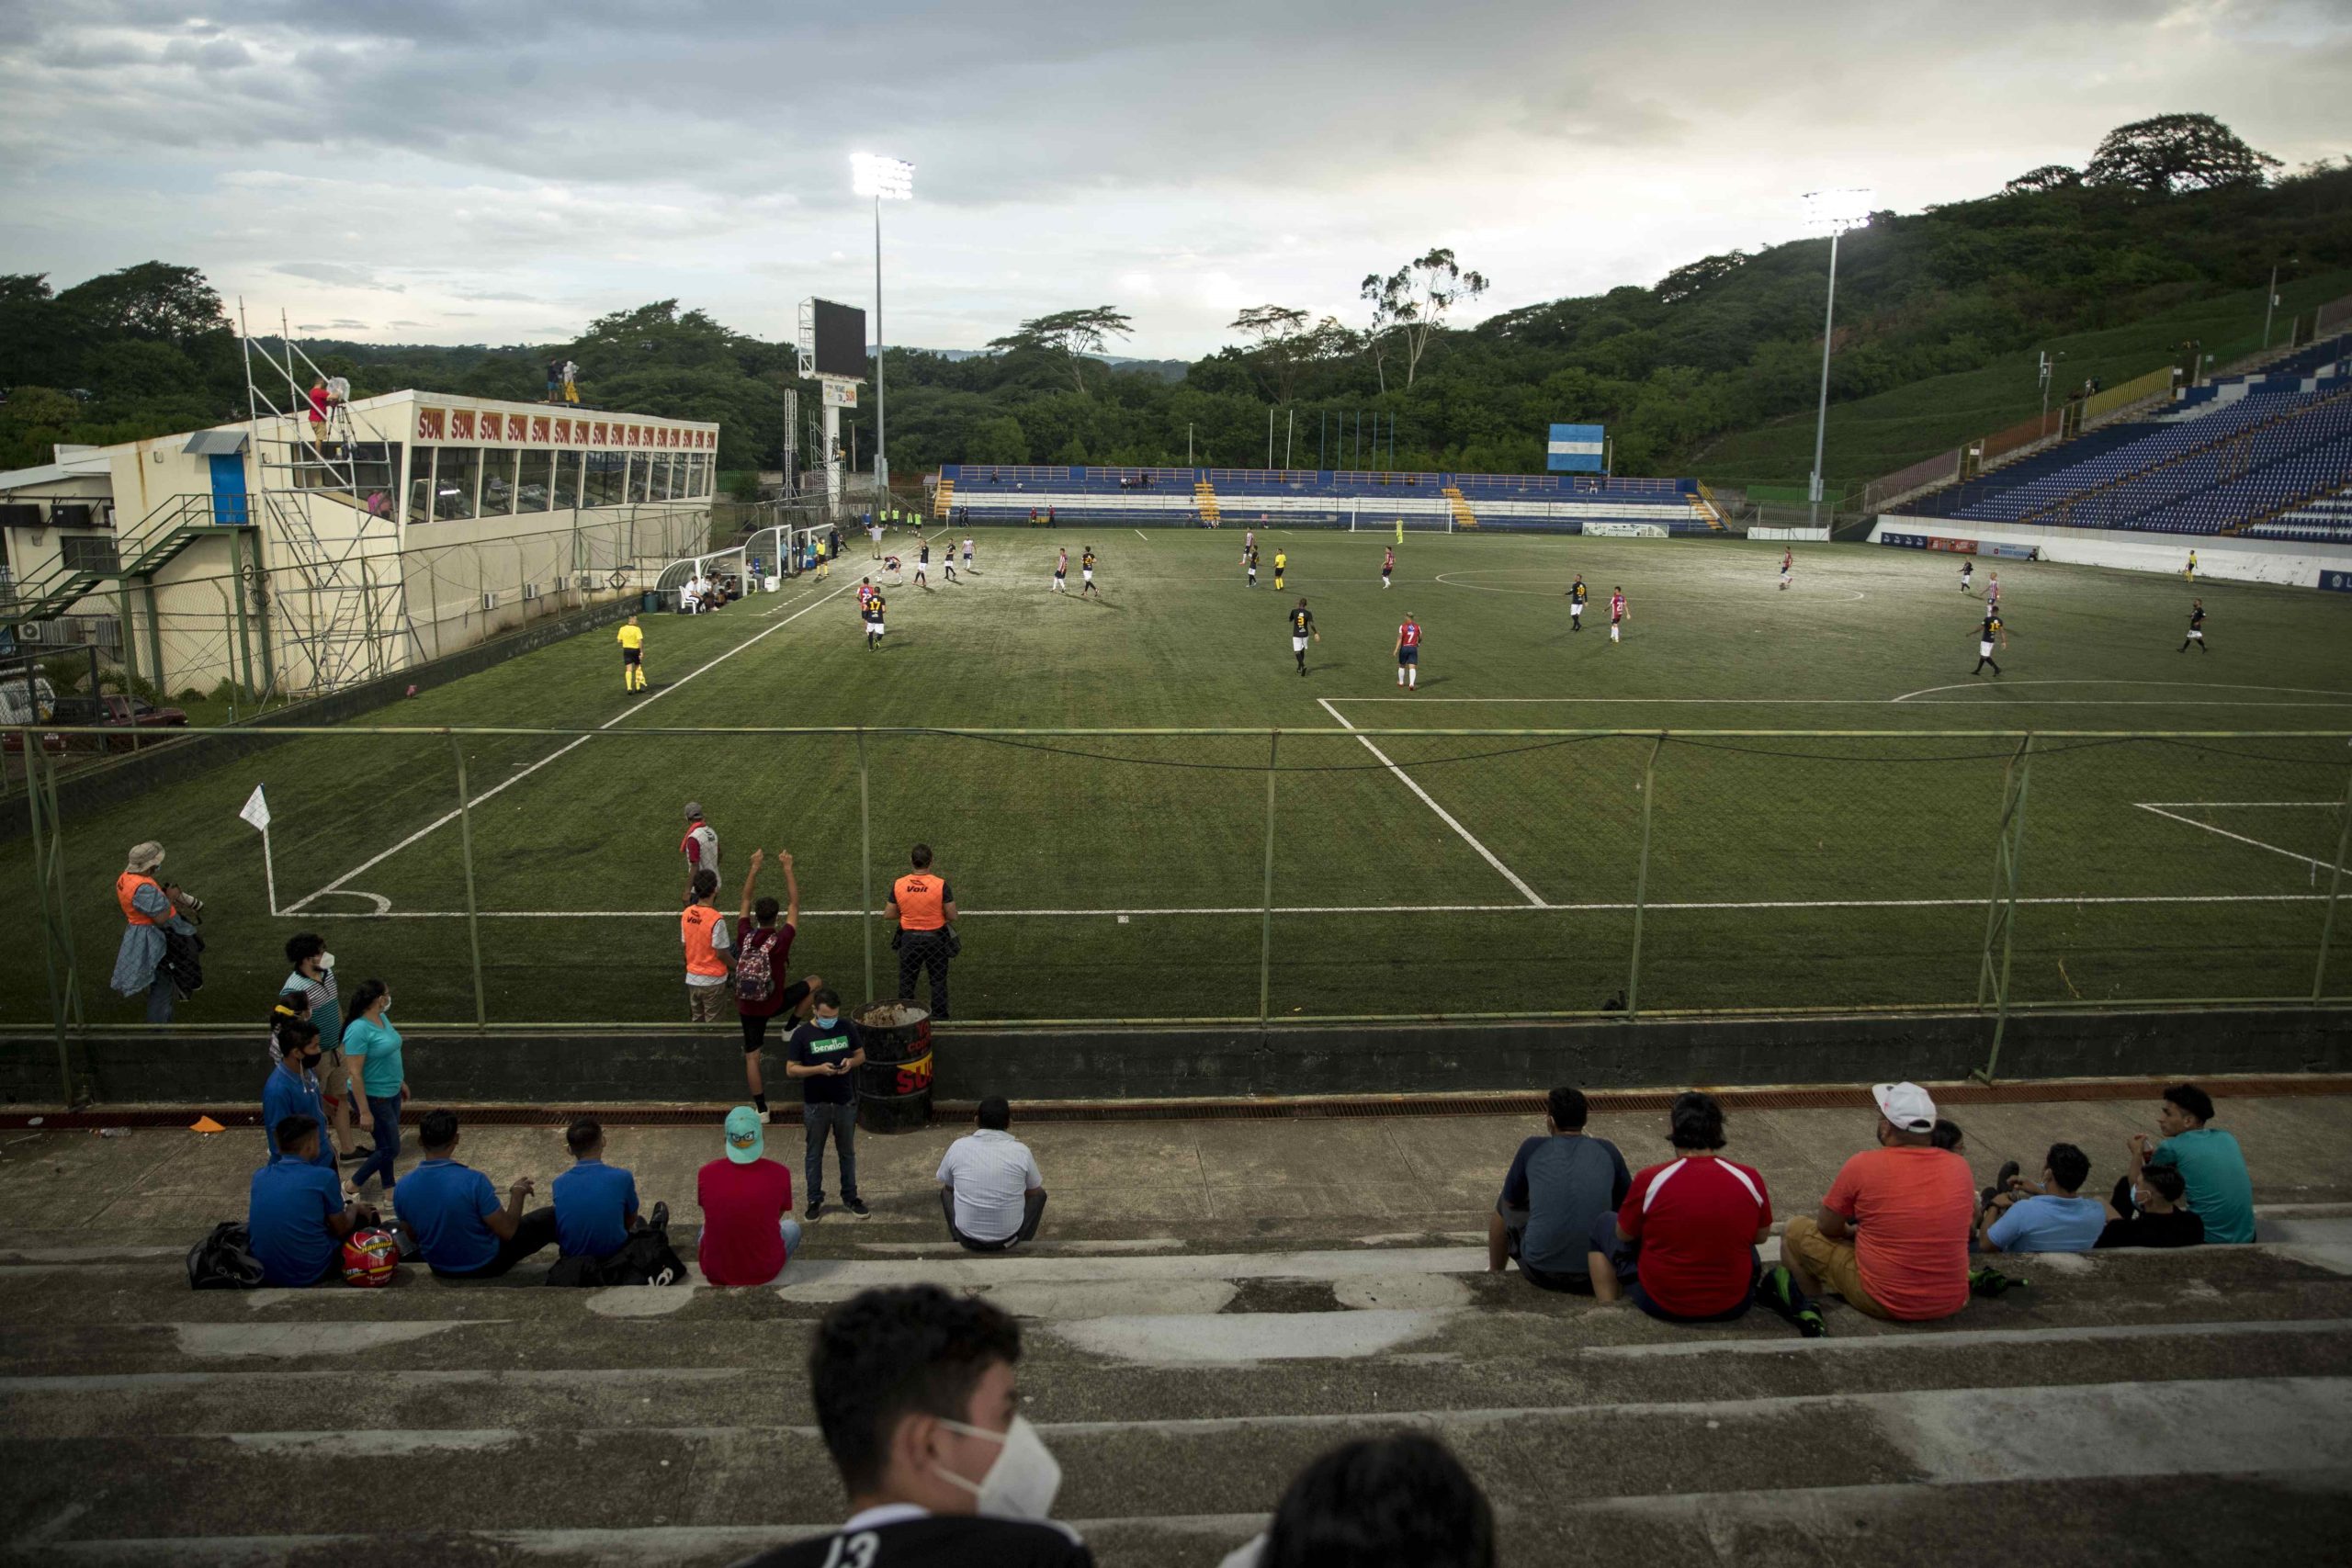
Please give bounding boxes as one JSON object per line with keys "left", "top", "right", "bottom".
{"left": 1973, "top": 734, "right": 2036, "bottom": 1084}
{"left": 446, "top": 731, "right": 488, "bottom": 1026}
{"left": 1259, "top": 729, "right": 1279, "bottom": 1025}
{"left": 1623, "top": 734, "right": 1666, "bottom": 1020}
{"left": 858, "top": 728, "right": 875, "bottom": 1001}
{"left": 24, "top": 735, "right": 85, "bottom": 1101}
{"left": 2312, "top": 759, "right": 2352, "bottom": 1002}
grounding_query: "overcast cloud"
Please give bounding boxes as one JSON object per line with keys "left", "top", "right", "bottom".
{"left": 1, "top": 0, "right": 2346, "bottom": 355}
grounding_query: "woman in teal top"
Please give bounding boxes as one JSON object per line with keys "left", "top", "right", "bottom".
{"left": 342, "top": 980, "right": 408, "bottom": 1199}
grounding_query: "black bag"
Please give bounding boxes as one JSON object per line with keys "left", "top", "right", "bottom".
{"left": 544, "top": 1224, "right": 686, "bottom": 1288}
{"left": 160, "top": 926, "right": 207, "bottom": 998}
{"left": 187, "top": 1221, "right": 266, "bottom": 1290}
{"left": 942, "top": 923, "right": 962, "bottom": 959}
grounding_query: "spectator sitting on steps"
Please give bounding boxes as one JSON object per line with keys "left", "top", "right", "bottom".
{"left": 938, "top": 1098, "right": 1046, "bottom": 1252}
{"left": 1781, "top": 1081, "right": 1989, "bottom": 1322}
{"left": 1978, "top": 1142, "right": 2105, "bottom": 1255}
{"left": 2135, "top": 1081, "right": 2256, "bottom": 1244}
{"left": 397, "top": 1110, "right": 558, "bottom": 1280}
{"left": 248, "top": 1115, "right": 379, "bottom": 1288}
{"left": 2098, "top": 1161, "right": 2205, "bottom": 1249}
{"left": 1486, "top": 1086, "right": 1632, "bottom": 1294}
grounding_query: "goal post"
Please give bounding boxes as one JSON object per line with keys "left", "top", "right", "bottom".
{"left": 1348, "top": 502, "right": 1452, "bottom": 534}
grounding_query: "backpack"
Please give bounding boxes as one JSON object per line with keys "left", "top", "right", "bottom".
{"left": 187, "top": 1222, "right": 266, "bottom": 1290}
{"left": 545, "top": 1225, "right": 686, "bottom": 1289}
{"left": 735, "top": 928, "right": 776, "bottom": 1004}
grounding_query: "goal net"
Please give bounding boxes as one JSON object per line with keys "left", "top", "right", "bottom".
{"left": 1347, "top": 503, "right": 1453, "bottom": 533}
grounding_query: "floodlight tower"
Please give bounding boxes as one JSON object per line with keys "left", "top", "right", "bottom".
{"left": 1801, "top": 187, "right": 1876, "bottom": 529}
{"left": 851, "top": 153, "right": 913, "bottom": 519}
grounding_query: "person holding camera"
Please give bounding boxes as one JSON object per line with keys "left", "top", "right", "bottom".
{"left": 109, "top": 840, "right": 200, "bottom": 1022}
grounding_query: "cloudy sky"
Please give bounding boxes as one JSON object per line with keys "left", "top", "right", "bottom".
{"left": 1, "top": 0, "right": 2346, "bottom": 356}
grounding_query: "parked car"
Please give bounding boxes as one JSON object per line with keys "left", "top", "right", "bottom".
{"left": 6, "top": 693, "right": 189, "bottom": 754}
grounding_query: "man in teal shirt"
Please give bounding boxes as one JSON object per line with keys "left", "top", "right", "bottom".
{"left": 2132, "top": 1082, "right": 2255, "bottom": 1244}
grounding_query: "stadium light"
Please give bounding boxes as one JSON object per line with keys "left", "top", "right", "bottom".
{"left": 1800, "top": 187, "right": 1876, "bottom": 522}
{"left": 850, "top": 154, "right": 914, "bottom": 518}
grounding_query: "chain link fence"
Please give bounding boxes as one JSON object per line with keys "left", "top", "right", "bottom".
{"left": 9, "top": 724, "right": 2348, "bottom": 1069}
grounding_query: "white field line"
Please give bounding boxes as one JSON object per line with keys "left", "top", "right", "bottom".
{"left": 284, "top": 583, "right": 853, "bottom": 915}
{"left": 2139, "top": 802, "right": 2340, "bottom": 808}
{"left": 1316, "top": 695, "right": 1544, "bottom": 906}
{"left": 2132, "top": 803, "right": 2341, "bottom": 873}
{"left": 1136, "top": 529, "right": 1149, "bottom": 541}
{"left": 1893, "top": 679, "right": 2352, "bottom": 703}
{"left": 340, "top": 892, "right": 2333, "bottom": 920}
{"left": 1329, "top": 694, "right": 2352, "bottom": 707}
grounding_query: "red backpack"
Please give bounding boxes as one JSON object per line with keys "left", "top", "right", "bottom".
{"left": 736, "top": 927, "right": 776, "bottom": 1003}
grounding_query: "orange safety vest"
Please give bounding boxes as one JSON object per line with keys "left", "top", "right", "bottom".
{"left": 892, "top": 873, "right": 948, "bottom": 931}
{"left": 118, "top": 871, "right": 163, "bottom": 925}
{"left": 681, "top": 905, "right": 729, "bottom": 978}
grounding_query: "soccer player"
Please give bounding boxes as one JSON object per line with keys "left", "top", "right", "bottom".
{"left": 2186, "top": 549, "right": 2199, "bottom": 582}
{"left": 1567, "top": 574, "right": 1588, "bottom": 631}
{"left": 914, "top": 540, "right": 929, "bottom": 588}
{"left": 1608, "top": 586, "right": 1627, "bottom": 645}
{"left": 1273, "top": 548, "right": 1288, "bottom": 591}
{"left": 1395, "top": 614, "right": 1421, "bottom": 691}
{"left": 1960, "top": 559, "right": 1973, "bottom": 595}
{"left": 1382, "top": 545, "right": 1395, "bottom": 590}
{"left": 1245, "top": 543, "right": 1260, "bottom": 588}
{"left": 2180, "top": 598, "right": 2207, "bottom": 653}
{"left": 1052, "top": 547, "right": 1069, "bottom": 593}
{"left": 941, "top": 545, "right": 958, "bottom": 584}
{"left": 1080, "top": 547, "right": 1099, "bottom": 598}
{"left": 1245, "top": 527, "right": 1256, "bottom": 555}
{"left": 962, "top": 536, "right": 975, "bottom": 573}
{"left": 855, "top": 576, "right": 876, "bottom": 612}
{"left": 1986, "top": 570, "right": 2000, "bottom": 611}
{"left": 1288, "top": 598, "right": 1319, "bottom": 676}
{"left": 882, "top": 553, "right": 903, "bottom": 585}
{"left": 1395, "top": 515, "right": 1405, "bottom": 546}
{"left": 863, "top": 588, "right": 887, "bottom": 650}
{"left": 1973, "top": 610, "right": 2002, "bottom": 676}
{"left": 1779, "top": 548, "right": 1792, "bottom": 592}
{"left": 616, "top": 615, "right": 646, "bottom": 693}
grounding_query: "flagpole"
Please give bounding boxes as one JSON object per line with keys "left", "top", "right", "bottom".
{"left": 262, "top": 824, "right": 277, "bottom": 917}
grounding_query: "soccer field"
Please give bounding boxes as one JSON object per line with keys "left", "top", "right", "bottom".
{"left": 9, "top": 525, "right": 2351, "bottom": 1031}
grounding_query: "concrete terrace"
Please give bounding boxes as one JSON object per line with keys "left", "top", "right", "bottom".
{"left": 4, "top": 1086, "right": 2352, "bottom": 1564}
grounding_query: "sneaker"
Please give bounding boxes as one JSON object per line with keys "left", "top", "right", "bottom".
{"left": 806, "top": 1198, "right": 826, "bottom": 1223}
{"left": 1969, "top": 1264, "right": 2027, "bottom": 1297}
{"left": 844, "top": 1197, "right": 870, "bottom": 1218}
{"left": 340, "top": 1147, "right": 374, "bottom": 1163}
{"left": 648, "top": 1201, "right": 670, "bottom": 1233}
{"left": 1794, "top": 1305, "right": 1826, "bottom": 1338}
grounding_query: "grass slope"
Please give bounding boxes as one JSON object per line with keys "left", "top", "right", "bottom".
{"left": 7, "top": 525, "right": 2350, "bottom": 1032}
{"left": 1697, "top": 268, "right": 2352, "bottom": 493}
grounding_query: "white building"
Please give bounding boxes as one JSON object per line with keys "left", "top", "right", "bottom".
{"left": 0, "top": 389, "right": 718, "bottom": 699}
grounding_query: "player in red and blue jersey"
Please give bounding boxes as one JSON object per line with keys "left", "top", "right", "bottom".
{"left": 1395, "top": 615, "right": 1421, "bottom": 691}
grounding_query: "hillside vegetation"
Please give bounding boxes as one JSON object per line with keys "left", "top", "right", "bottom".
{"left": 4, "top": 117, "right": 2347, "bottom": 494}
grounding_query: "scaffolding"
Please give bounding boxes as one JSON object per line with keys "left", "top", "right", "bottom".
{"left": 237, "top": 303, "right": 417, "bottom": 695}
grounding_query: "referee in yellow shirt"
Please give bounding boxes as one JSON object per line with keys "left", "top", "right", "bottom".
{"left": 616, "top": 615, "right": 646, "bottom": 692}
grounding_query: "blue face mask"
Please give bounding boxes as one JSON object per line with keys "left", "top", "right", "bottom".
{"left": 815, "top": 1015, "right": 840, "bottom": 1031}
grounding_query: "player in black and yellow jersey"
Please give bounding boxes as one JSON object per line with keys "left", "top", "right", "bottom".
{"left": 1973, "top": 609, "right": 2001, "bottom": 676}
{"left": 1566, "top": 574, "right": 1589, "bottom": 631}
{"left": 2180, "top": 599, "right": 2207, "bottom": 653}
{"left": 863, "top": 588, "right": 887, "bottom": 651}
{"left": 616, "top": 615, "right": 647, "bottom": 692}
{"left": 1287, "top": 598, "right": 1319, "bottom": 676}
{"left": 1245, "top": 544, "right": 1260, "bottom": 588}
{"left": 1272, "top": 548, "right": 1289, "bottom": 591}
{"left": 1080, "top": 547, "right": 1099, "bottom": 599}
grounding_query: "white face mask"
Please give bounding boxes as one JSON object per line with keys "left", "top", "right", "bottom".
{"left": 317, "top": 953, "right": 336, "bottom": 974}
{"left": 933, "top": 1414, "right": 1061, "bottom": 1521}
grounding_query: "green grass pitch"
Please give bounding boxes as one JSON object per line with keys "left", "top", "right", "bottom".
{"left": 8, "top": 524, "right": 2350, "bottom": 1031}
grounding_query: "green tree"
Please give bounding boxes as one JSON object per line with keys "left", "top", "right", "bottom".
{"left": 2086, "top": 114, "right": 2281, "bottom": 195}
{"left": 989, "top": 307, "right": 1135, "bottom": 396}
{"left": 55, "top": 261, "right": 227, "bottom": 340}
{"left": 2002, "top": 164, "right": 2082, "bottom": 197}
{"left": 1362, "top": 249, "right": 1489, "bottom": 389}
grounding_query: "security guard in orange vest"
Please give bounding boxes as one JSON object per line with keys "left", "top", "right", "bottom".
{"left": 887, "top": 843, "right": 958, "bottom": 1021}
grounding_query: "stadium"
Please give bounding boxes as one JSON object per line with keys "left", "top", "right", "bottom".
{"left": 3, "top": 10, "right": 2352, "bottom": 1566}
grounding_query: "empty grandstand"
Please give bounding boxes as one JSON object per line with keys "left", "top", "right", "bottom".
{"left": 934, "top": 465, "right": 1725, "bottom": 534}
{"left": 1891, "top": 335, "right": 2352, "bottom": 538}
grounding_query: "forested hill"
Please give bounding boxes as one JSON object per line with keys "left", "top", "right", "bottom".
{"left": 4, "top": 115, "right": 2347, "bottom": 492}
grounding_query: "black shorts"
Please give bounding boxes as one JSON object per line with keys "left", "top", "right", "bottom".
{"left": 622, "top": 649, "right": 641, "bottom": 666}
{"left": 1397, "top": 648, "right": 1418, "bottom": 665}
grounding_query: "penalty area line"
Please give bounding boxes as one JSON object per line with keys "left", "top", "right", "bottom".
{"left": 284, "top": 582, "right": 854, "bottom": 916}
{"left": 1317, "top": 695, "right": 1544, "bottom": 906}
{"left": 2132, "top": 803, "right": 2342, "bottom": 873}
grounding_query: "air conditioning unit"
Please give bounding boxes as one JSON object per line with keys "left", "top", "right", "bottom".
{"left": 552, "top": 575, "right": 570, "bottom": 592}
{"left": 521, "top": 582, "right": 541, "bottom": 602}
{"left": 89, "top": 616, "right": 121, "bottom": 649}
{"left": 16, "top": 621, "right": 49, "bottom": 643}
{"left": 481, "top": 591, "right": 500, "bottom": 612}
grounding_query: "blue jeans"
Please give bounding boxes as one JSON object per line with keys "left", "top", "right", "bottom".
{"left": 351, "top": 1093, "right": 402, "bottom": 1192}
{"left": 804, "top": 1101, "right": 858, "bottom": 1203}
{"left": 145, "top": 972, "right": 175, "bottom": 1024}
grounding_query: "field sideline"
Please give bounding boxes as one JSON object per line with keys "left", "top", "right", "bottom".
{"left": 7, "top": 525, "right": 2350, "bottom": 1028}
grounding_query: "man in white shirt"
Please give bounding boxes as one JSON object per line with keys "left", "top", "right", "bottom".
{"left": 936, "top": 1098, "right": 1046, "bottom": 1252}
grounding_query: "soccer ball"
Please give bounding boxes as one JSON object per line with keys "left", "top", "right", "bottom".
{"left": 341, "top": 1227, "right": 399, "bottom": 1287}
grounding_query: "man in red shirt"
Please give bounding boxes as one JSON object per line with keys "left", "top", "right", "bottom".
{"left": 1783, "top": 1081, "right": 1978, "bottom": 1323}
{"left": 696, "top": 1106, "right": 803, "bottom": 1286}
{"left": 1591, "top": 1091, "right": 1824, "bottom": 1336}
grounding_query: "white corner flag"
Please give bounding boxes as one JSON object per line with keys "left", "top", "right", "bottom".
{"left": 240, "top": 784, "right": 277, "bottom": 915}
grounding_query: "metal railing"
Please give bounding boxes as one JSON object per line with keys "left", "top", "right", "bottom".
{"left": 10, "top": 725, "right": 2349, "bottom": 1090}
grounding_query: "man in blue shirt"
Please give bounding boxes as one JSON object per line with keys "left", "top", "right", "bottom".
{"left": 553, "top": 1117, "right": 652, "bottom": 1260}
{"left": 249, "top": 1116, "right": 375, "bottom": 1287}
{"left": 397, "top": 1109, "right": 558, "bottom": 1279}
{"left": 1980, "top": 1142, "right": 2105, "bottom": 1254}
{"left": 261, "top": 1021, "right": 335, "bottom": 1172}
{"left": 2137, "top": 1082, "right": 2256, "bottom": 1244}
{"left": 1485, "top": 1087, "right": 1633, "bottom": 1292}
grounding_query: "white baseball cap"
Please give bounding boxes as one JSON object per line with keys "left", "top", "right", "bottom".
{"left": 1871, "top": 1081, "right": 1938, "bottom": 1134}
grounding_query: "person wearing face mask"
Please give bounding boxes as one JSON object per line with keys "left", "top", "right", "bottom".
{"left": 738, "top": 1283, "right": 1091, "bottom": 1566}
{"left": 340, "top": 979, "right": 410, "bottom": 1208}
{"left": 281, "top": 933, "right": 359, "bottom": 1162}
{"left": 1781, "top": 1081, "right": 1979, "bottom": 1324}
{"left": 261, "top": 1019, "right": 336, "bottom": 1174}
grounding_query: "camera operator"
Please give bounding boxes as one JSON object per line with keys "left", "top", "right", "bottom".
{"left": 109, "top": 840, "right": 202, "bottom": 1023}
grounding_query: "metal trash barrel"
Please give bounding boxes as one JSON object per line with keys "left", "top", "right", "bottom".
{"left": 854, "top": 1002, "right": 933, "bottom": 1134}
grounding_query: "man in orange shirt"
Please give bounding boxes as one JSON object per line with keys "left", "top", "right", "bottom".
{"left": 681, "top": 868, "right": 733, "bottom": 1023}
{"left": 1781, "top": 1081, "right": 1978, "bottom": 1323}
{"left": 887, "top": 843, "right": 957, "bottom": 1021}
